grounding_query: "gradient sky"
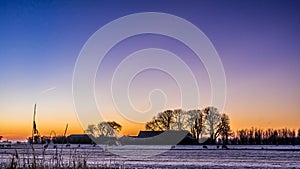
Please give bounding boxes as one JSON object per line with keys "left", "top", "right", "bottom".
{"left": 1, "top": 0, "right": 300, "bottom": 141}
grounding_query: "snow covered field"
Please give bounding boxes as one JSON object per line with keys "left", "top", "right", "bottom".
{"left": 1, "top": 144, "right": 300, "bottom": 168}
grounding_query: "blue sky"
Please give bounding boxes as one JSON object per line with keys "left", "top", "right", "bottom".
{"left": 1, "top": 0, "right": 300, "bottom": 140}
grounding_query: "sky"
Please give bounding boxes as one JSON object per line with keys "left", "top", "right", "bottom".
{"left": 0, "top": 0, "right": 300, "bottom": 141}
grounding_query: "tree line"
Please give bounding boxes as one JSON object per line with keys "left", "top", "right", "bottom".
{"left": 86, "top": 106, "right": 231, "bottom": 144}
{"left": 229, "top": 127, "right": 300, "bottom": 145}
{"left": 85, "top": 106, "right": 300, "bottom": 145}
{"left": 145, "top": 106, "right": 231, "bottom": 144}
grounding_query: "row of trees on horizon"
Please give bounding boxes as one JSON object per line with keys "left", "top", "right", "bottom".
{"left": 232, "top": 127, "right": 300, "bottom": 145}
{"left": 85, "top": 106, "right": 300, "bottom": 145}
{"left": 86, "top": 106, "right": 230, "bottom": 143}
{"left": 145, "top": 107, "right": 231, "bottom": 143}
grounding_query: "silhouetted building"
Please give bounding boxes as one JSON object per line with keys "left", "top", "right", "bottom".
{"left": 120, "top": 130, "right": 199, "bottom": 145}
{"left": 137, "top": 131, "right": 164, "bottom": 138}
{"left": 67, "top": 134, "right": 94, "bottom": 144}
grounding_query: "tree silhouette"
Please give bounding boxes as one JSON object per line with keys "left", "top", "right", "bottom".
{"left": 203, "top": 106, "right": 221, "bottom": 142}
{"left": 231, "top": 127, "right": 300, "bottom": 145}
{"left": 85, "top": 124, "right": 97, "bottom": 136}
{"left": 145, "top": 109, "right": 206, "bottom": 141}
{"left": 107, "top": 121, "right": 122, "bottom": 133}
{"left": 145, "top": 110, "right": 175, "bottom": 131}
{"left": 186, "top": 109, "right": 204, "bottom": 140}
{"left": 98, "top": 121, "right": 122, "bottom": 137}
{"left": 216, "top": 113, "right": 231, "bottom": 144}
{"left": 172, "top": 109, "right": 186, "bottom": 130}
{"left": 143, "top": 107, "right": 300, "bottom": 145}
{"left": 254, "top": 128, "right": 263, "bottom": 144}
{"left": 86, "top": 121, "right": 122, "bottom": 137}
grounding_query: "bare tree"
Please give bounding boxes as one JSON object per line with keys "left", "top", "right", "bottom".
{"left": 186, "top": 109, "right": 204, "bottom": 140}
{"left": 107, "top": 121, "right": 122, "bottom": 133}
{"left": 194, "top": 110, "right": 204, "bottom": 140}
{"left": 86, "top": 121, "right": 122, "bottom": 137}
{"left": 216, "top": 113, "right": 231, "bottom": 144}
{"left": 85, "top": 124, "right": 97, "bottom": 136}
{"left": 145, "top": 110, "right": 175, "bottom": 131}
{"left": 172, "top": 109, "right": 186, "bottom": 130}
{"left": 145, "top": 118, "right": 164, "bottom": 131}
{"left": 97, "top": 122, "right": 111, "bottom": 137}
{"left": 203, "top": 106, "right": 221, "bottom": 142}
{"left": 186, "top": 110, "right": 198, "bottom": 137}
{"left": 98, "top": 121, "right": 122, "bottom": 137}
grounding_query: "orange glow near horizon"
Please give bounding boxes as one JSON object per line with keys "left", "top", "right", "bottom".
{"left": 1, "top": 71, "right": 300, "bottom": 141}
{"left": 1, "top": 108, "right": 300, "bottom": 141}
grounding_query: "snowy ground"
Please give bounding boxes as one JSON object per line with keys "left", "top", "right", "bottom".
{"left": 0, "top": 144, "right": 300, "bottom": 168}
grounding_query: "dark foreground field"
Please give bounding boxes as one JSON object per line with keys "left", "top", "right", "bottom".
{"left": 1, "top": 144, "right": 300, "bottom": 168}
